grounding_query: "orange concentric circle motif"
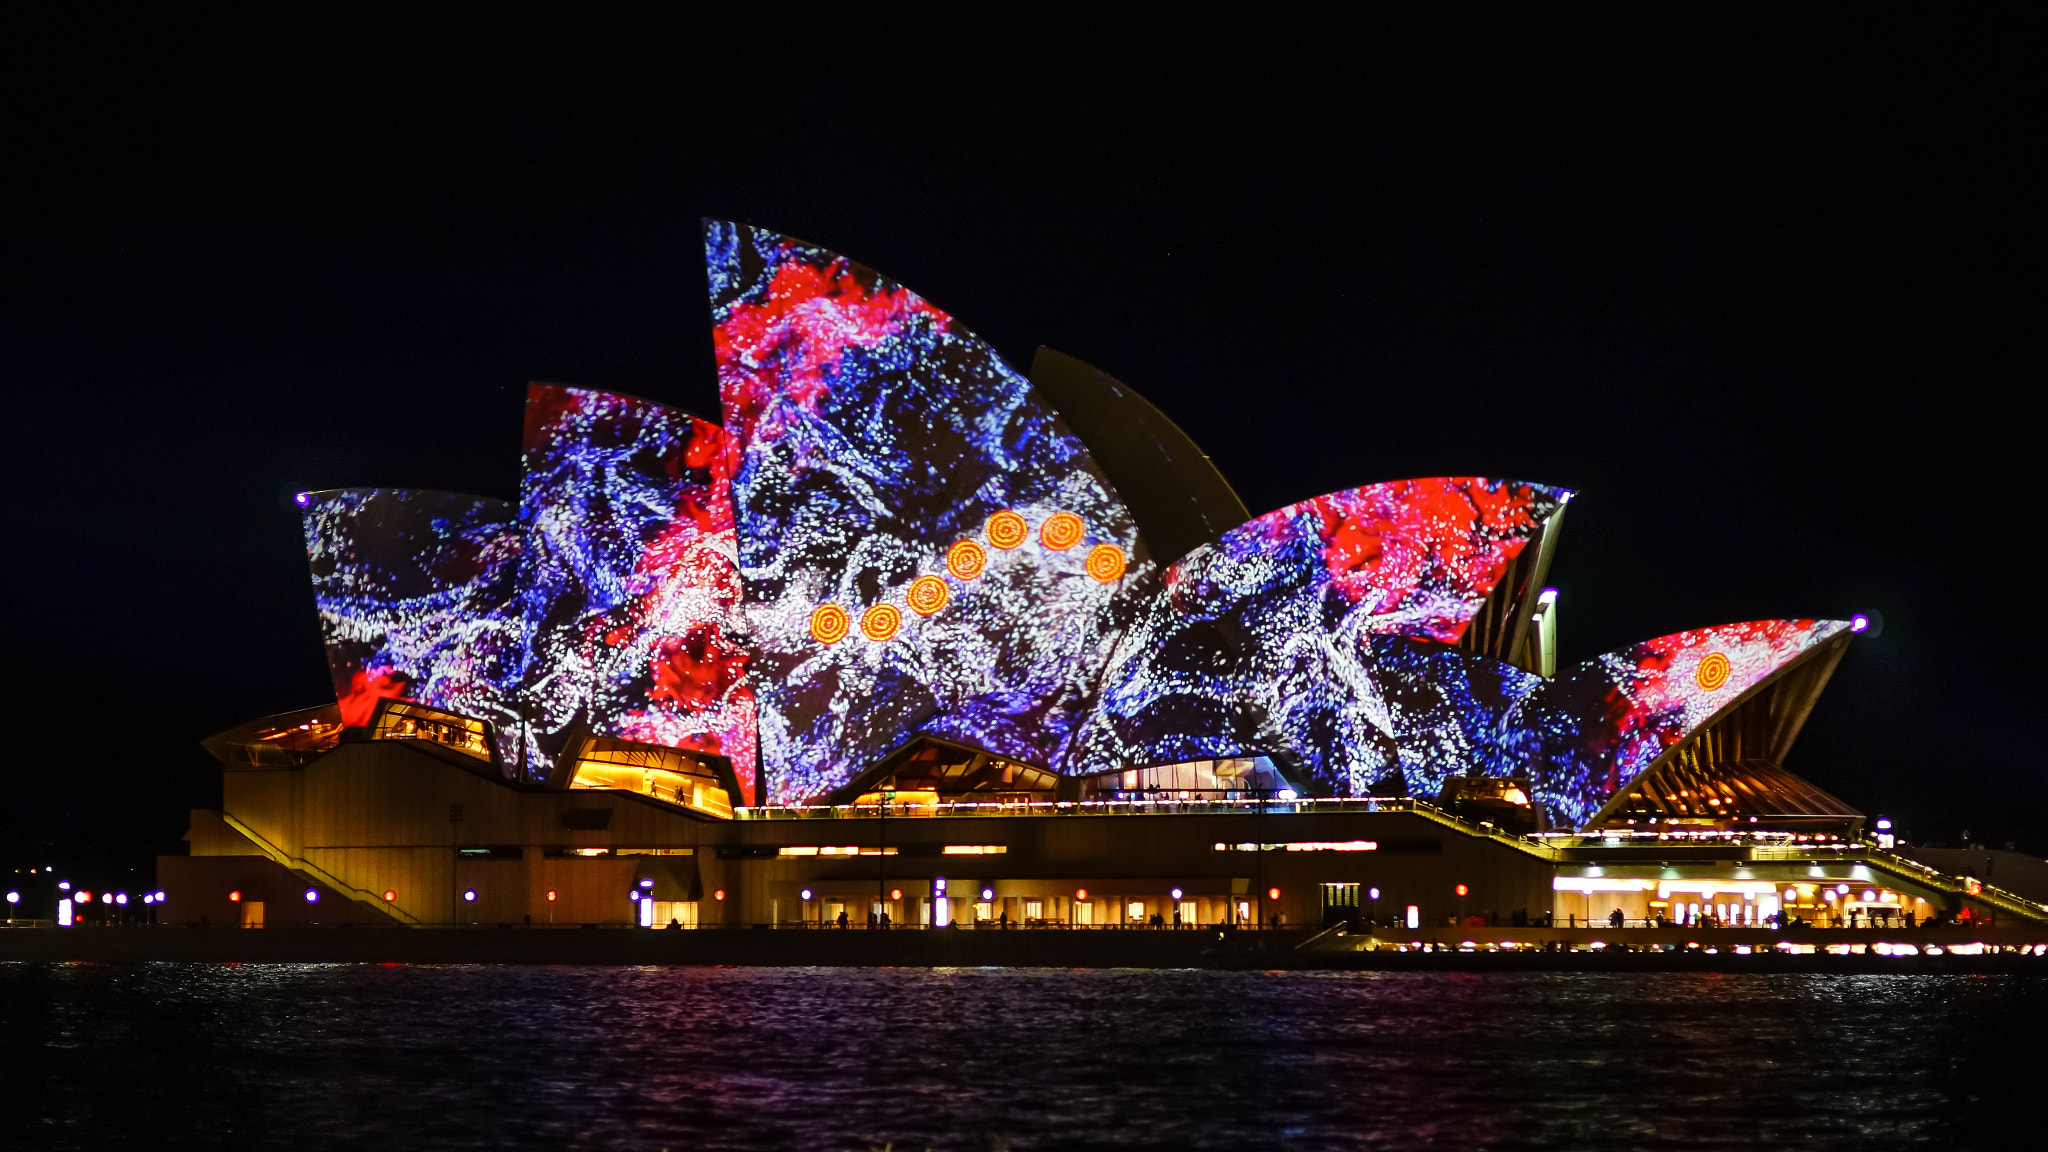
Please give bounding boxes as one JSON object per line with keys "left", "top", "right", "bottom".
{"left": 986, "top": 510, "right": 1029, "bottom": 550}
{"left": 809, "top": 603, "right": 850, "bottom": 645}
{"left": 1694, "top": 652, "right": 1732, "bottom": 691}
{"left": 907, "top": 575, "right": 950, "bottom": 616}
{"left": 860, "top": 603, "right": 903, "bottom": 642}
{"left": 1039, "top": 511, "right": 1085, "bottom": 551}
{"left": 1084, "top": 543, "right": 1127, "bottom": 584}
{"left": 946, "top": 539, "right": 987, "bottom": 580}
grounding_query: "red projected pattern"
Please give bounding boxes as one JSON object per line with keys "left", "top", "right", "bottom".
{"left": 707, "top": 221, "right": 1150, "bottom": 802}
{"left": 1502, "top": 618, "right": 1850, "bottom": 825}
{"left": 1072, "top": 477, "right": 1566, "bottom": 794}
{"left": 303, "top": 488, "right": 529, "bottom": 767}
{"left": 517, "top": 385, "right": 755, "bottom": 796}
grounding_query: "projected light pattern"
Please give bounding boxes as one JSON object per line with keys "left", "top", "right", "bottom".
{"left": 516, "top": 385, "right": 755, "bottom": 795}
{"left": 302, "top": 489, "right": 528, "bottom": 762}
{"left": 293, "top": 220, "right": 1859, "bottom": 828}
{"left": 707, "top": 221, "right": 1150, "bottom": 802}
{"left": 1070, "top": 478, "right": 1565, "bottom": 793}
{"left": 1502, "top": 618, "right": 1850, "bottom": 825}
{"left": 304, "top": 389, "right": 753, "bottom": 789}
{"left": 1371, "top": 636, "right": 1543, "bottom": 795}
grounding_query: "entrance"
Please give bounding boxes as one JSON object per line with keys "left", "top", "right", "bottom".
{"left": 1321, "top": 882, "right": 1360, "bottom": 928}
{"left": 240, "top": 901, "right": 265, "bottom": 928}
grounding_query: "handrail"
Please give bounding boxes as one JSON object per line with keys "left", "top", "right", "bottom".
{"left": 1857, "top": 850, "right": 2048, "bottom": 923}
{"left": 217, "top": 811, "right": 421, "bottom": 925}
{"left": 1295, "top": 923, "right": 1348, "bottom": 951}
{"left": 730, "top": 794, "right": 1565, "bottom": 860}
{"left": 1392, "top": 802, "right": 1562, "bottom": 862}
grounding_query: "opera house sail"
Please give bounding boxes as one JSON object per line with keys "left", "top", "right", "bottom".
{"left": 166, "top": 216, "right": 2048, "bottom": 942}
{"left": 276, "top": 219, "right": 1858, "bottom": 832}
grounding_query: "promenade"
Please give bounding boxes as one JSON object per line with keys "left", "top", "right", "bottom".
{"left": 6, "top": 923, "right": 2046, "bottom": 972}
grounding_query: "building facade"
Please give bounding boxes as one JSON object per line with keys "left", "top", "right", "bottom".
{"left": 153, "top": 220, "right": 2048, "bottom": 937}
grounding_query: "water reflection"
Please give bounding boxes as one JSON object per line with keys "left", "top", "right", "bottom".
{"left": 1, "top": 964, "right": 2038, "bottom": 1150}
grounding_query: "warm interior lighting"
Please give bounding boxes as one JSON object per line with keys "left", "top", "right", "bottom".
{"left": 568, "top": 737, "right": 733, "bottom": 818}
{"left": 941, "top": 845, "right": 1007, "bottom": 855}
{"left": 372, "top": 700, "right": 492, "bottom": 761}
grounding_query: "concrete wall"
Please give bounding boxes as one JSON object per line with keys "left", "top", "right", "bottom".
{"left": 171, "top": 740, "right": 1558, "bottom": 929}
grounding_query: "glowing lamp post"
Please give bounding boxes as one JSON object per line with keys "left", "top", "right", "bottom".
{"left": 5, "top": 890, "right": 17, "bottom": 924}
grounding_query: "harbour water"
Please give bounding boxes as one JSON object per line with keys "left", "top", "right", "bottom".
{"left": 2, "top": 963, "right": 2038, "bottom": 1150}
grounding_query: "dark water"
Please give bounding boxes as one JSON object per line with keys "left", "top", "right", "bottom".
{"left": 2, "top": 964, "right": 2040, "bottom": 1150}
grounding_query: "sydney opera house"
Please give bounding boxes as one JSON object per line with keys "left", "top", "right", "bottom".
{"left": 153, "top": 222, "right": 2043, "bottom": 941}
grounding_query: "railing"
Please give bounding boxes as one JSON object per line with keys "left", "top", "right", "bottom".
{"left": 1547, "top": 833, "right": 2048, "bottom": 923}
{"left": 743, "top": 794, "right": 1429, "bottom": 821}
{"left": 731, "top": 794, "right": 1563, "bottom": 859}
{"left": 216, "top": 811, "right": 423, "bottom": 926}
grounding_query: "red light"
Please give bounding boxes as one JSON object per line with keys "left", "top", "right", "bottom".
{"left": 890, "top": 888, "right": 903, "bottom": 901}
{"left": 1075, "top": 888, "right": 1088, "bottom": 901}
{"left": 382, "top": 890, "right": 396, "bottom": 902}
{"left": 713, "top": 889, "right": 726, "bottom": 901}
{"left": 79, "top": 891, "right": 94, "bottom": 904}
{"left": 1267, "top": 887, "right": 1280, "bottom": 900}
{"left": 1455, "top": 884, "right": 1469, "bottom": 897}
{"left": 545, "top": 890, "right": 558, "bottom": 902}
{"left": 228, "top": 890, "right": 241, "bottom": 902}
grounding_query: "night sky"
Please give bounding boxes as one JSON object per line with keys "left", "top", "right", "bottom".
{"left": 4, "top": 15, "right": 2038, "bottom": 881}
